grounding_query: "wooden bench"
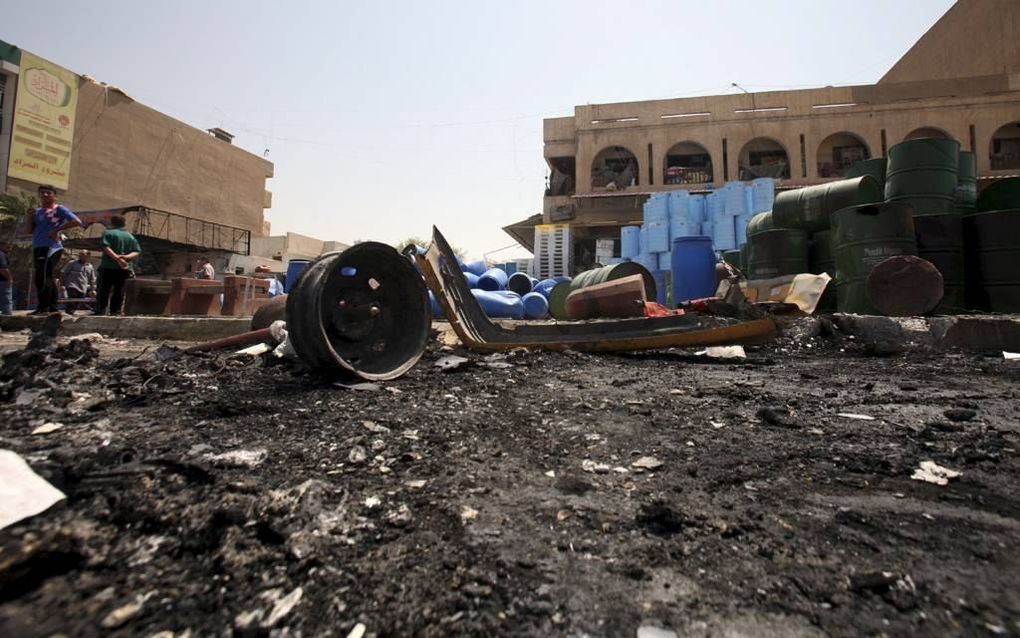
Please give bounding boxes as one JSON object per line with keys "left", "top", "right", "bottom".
{"left": 221, "top": 275, "right": 271, "bottom": 316}
{"left": 168, "top": 278, "right": 223, "bottom": 316}
{"left": 124, "top": 278, "right": 172, "bottom": 315}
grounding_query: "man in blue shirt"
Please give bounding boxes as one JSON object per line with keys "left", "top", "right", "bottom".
{"left": 26, "top": 185, "right": 81, "bottom": 314}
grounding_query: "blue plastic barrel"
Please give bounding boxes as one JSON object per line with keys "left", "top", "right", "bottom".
{"left": 689, "top": 194, "right": 706, "bottom": 225}
{"left": 751, "top": 177, "right": 775, "bottom": 213}
{"left": 428, "top": 290, "right": 443, "bottom": 318}
{"left": 734, "top": 213, "right": 753, "bottom": 247}
{"left": 634, "top": 253, "right": 658, "bottom": 272}
{"left": 669, "top": 205, "right": 700, "bottom": 240}
{"left": 464, "top": 272, "right": 480, "bottom": 289}
{"left": 478, "top": 267, "right": 509, "bottom": 291}
{"left": 712, "top": 205, "right": 737, "bottom": 251}
{"left": 507, "top": 272, "right": 537, "bottom": 295}
{"left": 461, "top": 260, "right": 488, "bottom": 276}
{"left": 643, "top": 193, "right": 669, "bottom": 223}
{"left": 651, "top": 270, "right": 668, "bottom": 305}
{"left": 285, "top": 259, "right": 310, "bottom": 293}
{"left": 522, "top": 292, "right": 549, "bottom": 319}
{"left": 621, "top": 226, "right": 641, "bottom": 258}
{"left": 671, "top": 236, "right": 717, "bottom": 303}
{"left": 533, "top": 278, "right": 558, "bottom": 298}
{"left": 667, "top": 190, "right": 690, "bottom": 217}
{"left": 657, "top": 252, "right": 672, "bottom": 271}
{"left": 701, "top": 219, "right": 714, "bottom": 242}
{"left": 471, "top": 289, "right": 524, "bottom": 319}
{"left": 724, "top": 181, "right": 749, "bottom": 216}
{"left": 646, "top": 219, "right": 670, "bottom": 253}
{"left": 638, "top": 225, "right": 649, "bottom": 255}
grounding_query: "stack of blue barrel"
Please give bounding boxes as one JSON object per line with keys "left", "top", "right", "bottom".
{"left": 422, "top": 255, "right": 566, "bottom": 321}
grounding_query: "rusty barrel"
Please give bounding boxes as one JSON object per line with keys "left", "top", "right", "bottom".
{"left": 832, "top": 202, "right": 917, "bottom": 314}
{"left": 548, "top": 263, "right": 655, "bottom": 320}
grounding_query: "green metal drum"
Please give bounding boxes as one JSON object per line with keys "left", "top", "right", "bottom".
{"left": 721, "top": 249, "right": 742, "bottom": 271}
{"left": 772, "top": 176, "right": 883, "bottom": 232}
{"left": 914, "top": 214, "right": 966, "bottom": 314}
{"left": 885, "top": 138, "right": 960, "bottom": 215}
{"left": 747, "top": 229, "right": 809, "bottom": 280}
{"left": 548, "top": 263, "right": 656, "bottom": 320}
{"left": 844, "top": 158, "right": 888, "bottom": 188}
{"left": 955, "top": 151, "right": 977, "bottom": 213}
{"left": 975, "top": 177, "right": 1020, "bottom": 212}
{"left": 964, "top": 209, "right": 1020, "bottom": 312}
{"left": 809, "top": 230, "right": 836, "bottom": 312}
{"left": 832, "top": 202, "right": 917, "bottom": 314}
{"left": 746, "top": 211, "right": 774, "bottom": 237}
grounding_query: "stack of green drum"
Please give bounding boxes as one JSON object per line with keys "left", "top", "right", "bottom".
{"left": 742, "top": 176, "right": 884, "bottom": 308}
{"left": 964, "top": 177, "right": 1020, "bottom": 312}
{"left": 885, "top": 138, "right": 966, "bottom": 313}
{"left": 831, "top": 203, "right": 918, "bottom": 314}
{"left": 844, "top": 158, "right": 888, "bottom": 190}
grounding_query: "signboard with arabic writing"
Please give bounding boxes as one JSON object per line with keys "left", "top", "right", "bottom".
{"left": 7, "top": 51, "right": 79, "bottom": 190}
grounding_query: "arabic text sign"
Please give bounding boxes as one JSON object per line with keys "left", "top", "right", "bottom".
{"left": 7, "top": 51, "right": 79, "bottom": 190}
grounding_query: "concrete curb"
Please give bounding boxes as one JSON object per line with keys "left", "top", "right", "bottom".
{"left": 790, "top": 314, "right": 1020, "bottom": 354}
{"left": 0, "top": 314, "right": 251, "bottom": 342}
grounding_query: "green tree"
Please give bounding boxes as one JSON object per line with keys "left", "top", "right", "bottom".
{"left": 393, "top": 236, "right": 466, "bottom": 259}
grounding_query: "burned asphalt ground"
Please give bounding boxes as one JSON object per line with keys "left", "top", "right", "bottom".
{"left": 0, "top": 323, "right": 1018, "bottom": 637}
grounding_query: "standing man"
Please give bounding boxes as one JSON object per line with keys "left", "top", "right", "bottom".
{"left": 194, "top": 256, "right": 215, "bottom": 280}
{"left": 27, "top": 185, "right": 81, "bottom": 314}
{"left": 0, "top": 242, "right": 12, "bottom": 315}
{"left": 95, "top": 215, "right": 141, "bottom": 316}
{"left": 60, "top": 250, "right": 96, "bottom": 315}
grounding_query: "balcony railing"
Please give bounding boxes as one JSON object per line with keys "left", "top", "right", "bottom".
{"left": 663, "top": 166, "right": 712, "bottom": 185}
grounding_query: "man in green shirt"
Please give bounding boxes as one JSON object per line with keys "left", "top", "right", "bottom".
{"left": 95, "top": 215, "right": 141, "bottom": 315}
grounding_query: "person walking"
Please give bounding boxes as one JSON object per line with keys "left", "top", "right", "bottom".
{"left": 0, "top": 243, "right": 12, "bottom": 315}
{"left": 60, "top": 250, "right": 96, "bottom": 315}
{"left": 27, "top": 185, "right": 81, "bottom": 314}
{"left": 95, "top": 215, "right": 141, "bottom": 316}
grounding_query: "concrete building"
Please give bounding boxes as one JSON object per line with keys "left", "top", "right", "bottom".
{"left": 515, "top": 0, "right": 1020, "bottom": 268}
{"left": 0, "top": 39, "right": 273, "bottom": 267}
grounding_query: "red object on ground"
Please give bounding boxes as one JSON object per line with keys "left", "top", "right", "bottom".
{"left": 643, "top": 302, "right": 685, "bottom": 317}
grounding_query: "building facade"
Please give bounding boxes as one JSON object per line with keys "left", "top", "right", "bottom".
{"left": 0, "top": 40, "right": 274, "bottom": 245}
{"left": 526, "top": 0, "right": 1020, "bottom": 265}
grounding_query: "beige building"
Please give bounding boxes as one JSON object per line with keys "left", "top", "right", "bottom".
{"left": 510, "top": 0, "right": 1020, "bottom": 266}
{"left": 0, "top": 39, "right": 273, "bottom": 259}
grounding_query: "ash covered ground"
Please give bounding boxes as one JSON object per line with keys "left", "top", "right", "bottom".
{"left": 0, "top": 321, "right": 1018, "bottom": 637}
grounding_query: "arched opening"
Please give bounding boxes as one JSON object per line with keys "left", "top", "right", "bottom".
{"left": 990, "top": 121, "right": 1020, "bottom": 170}
{"left": 738, "top": 137, "right": 790, "bottom": 180}
{"left": 546, "top": 156, "right": 576, "bottom": 196}
{"left": 816, "top": 132, "right": 870, "bottom": 178}
{"left": 663, "top": 141, "right": 713, "bottom": 185}
{"left": 591, "top": 146, "right": 639, "bottom": 190}
{"left": 904, "top": 127, "right": 952, "bottom": 142}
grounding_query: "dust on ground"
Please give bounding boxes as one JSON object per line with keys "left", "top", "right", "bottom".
{"left": 1, "top": 323, "right": 1018, "bottom": 637}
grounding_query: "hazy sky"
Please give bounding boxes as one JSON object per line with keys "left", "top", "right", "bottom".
{"left": 3, "top": 0, "right": 954, "bottom": 260}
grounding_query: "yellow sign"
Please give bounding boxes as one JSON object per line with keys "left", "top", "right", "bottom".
{"left": 7, "top": 51, "right": 79, "bottom": 190}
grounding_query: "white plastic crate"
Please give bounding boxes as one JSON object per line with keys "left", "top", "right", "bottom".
{"left": 510, "top": 257, "right": 534, "bottom": 276}
{"left": 534, "top": 224, "right": 572, "bottom": 280}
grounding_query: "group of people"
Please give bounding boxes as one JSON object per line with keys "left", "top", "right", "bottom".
{"left": 19, "top": 184, "right": 142, "bottom": 315}
{"left": 0, "top": 185, "right": 237, "bottom": 315}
